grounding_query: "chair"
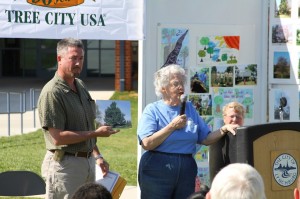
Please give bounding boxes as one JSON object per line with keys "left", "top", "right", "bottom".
{"left": 0, "top": 171, "right": 46, "bottom": 196}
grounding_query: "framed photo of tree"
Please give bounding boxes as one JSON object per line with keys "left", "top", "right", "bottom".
{"left": 95, "top": 100, "right": 132, "bottom": 128}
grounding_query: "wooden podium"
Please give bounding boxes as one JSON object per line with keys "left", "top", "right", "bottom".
{"left": 209, "top": 122, "right": 300, "bottom": 199}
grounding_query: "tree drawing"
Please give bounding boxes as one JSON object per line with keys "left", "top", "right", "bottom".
{"left": 200, "top": 37, "right": 210, "bottom": 50}
{"left": 198, "top": 50, "right": 206, "bottom": 62}
{"left": 214, "top": 95, "right": 224, "bottom": 114}
{"left": 221, "top": 53, "right": 228, "bottom": 62}
{"left": 227, "top": 55, "right": 237, "bottom": 64}
{"left": 179, "top": 46, "right": 189, "bottom": 67}
{"left": 162, "top": 29, "right": 176, "bottom": 62}
{"left": 242, "top": 97, "right": 253, "bottom": 114}
{"left": 104, "top": 101, "right": 127, "bottom": 128}
{"left": 162, "top": 29, "right": 188, "bottom": 67}
{"left": 206, "top": 41, "right": 216, "bottom": 58}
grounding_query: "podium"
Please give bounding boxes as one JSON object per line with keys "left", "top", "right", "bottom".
{"left": 209, "top": 122, "right": 300, "bottom": 199}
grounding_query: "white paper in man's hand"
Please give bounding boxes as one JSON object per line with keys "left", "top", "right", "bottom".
{"left": 95, "top": 165, "right": 120, "bottom": 192}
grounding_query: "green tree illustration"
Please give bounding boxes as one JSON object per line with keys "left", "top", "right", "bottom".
{"left": 206, "top": 46, "right": 214, "bottom": 58}
{"left": 198, "top": 50, "right": 206, "bottom": 62}
{"left": 221, "top": 53, "right": 228, "bottom": 61}
{"left": 200, "top": 37, "right": 210, "bottom": 50}
{"left": 180, "top": 46, "right": 189, "bottom": 67}
{"left": 214, "top": 95, "right": 224, "bottom": 114}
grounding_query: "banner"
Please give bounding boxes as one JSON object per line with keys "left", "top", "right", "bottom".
{"left": 0, "top": 0, "right": 144, "bottom": 40}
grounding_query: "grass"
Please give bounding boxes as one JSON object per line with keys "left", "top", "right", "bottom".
{"left": 0, "top": 91, "right": 138, "bottom": 198}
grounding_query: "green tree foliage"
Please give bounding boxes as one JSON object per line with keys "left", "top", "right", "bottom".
{"left": 206, "top": 47, "right": 214, "bottom": 58}
{"left": 279, "top": 0, "right": 290, "bottom": 16}
{"left": 221, "top": 53, "right": 228, "bottom": 61}
{"left": 198, "top": 50, "right": 206, "bottom": 62}
{"left": 200, "top": 37, "right": 210, "bottom": 50}
{"left": 104, "top": 101, "right": 127, "bottom": 128}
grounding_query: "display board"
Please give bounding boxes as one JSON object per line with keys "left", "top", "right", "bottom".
{"left": 268, "top": 0, "right": 300, "bottom": 122}
{"left": 139, "top": 0, "right": 268, "bottom": 188}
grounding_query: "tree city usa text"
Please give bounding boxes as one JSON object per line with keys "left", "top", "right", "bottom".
{"left": 4, "top": 10, "right": 106, "bottom": 26}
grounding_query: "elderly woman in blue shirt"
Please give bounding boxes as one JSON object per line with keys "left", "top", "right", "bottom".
{"left": 137, "top": 64, "right": 240, "bottom": 199}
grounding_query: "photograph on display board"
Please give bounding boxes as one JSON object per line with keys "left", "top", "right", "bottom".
{"left": 271, "top": 89, "right": 291, "bottom": 120}
{"left": 298, "top": 0, "right": 300, "bottom": 18}
{"left": 234, "top": 64, "right": 257, "bottom": 86}
{"left": 189, "top": 94, "right": 212, "bottom": 116}
{"left": 273, "top": 51, "right": 291, "bottom": 79}
{"left": 196, "top": 35, "right": 239, "bottom": 65}
{"left": 212, "top": 88, "right": 253, "bottom": 119}
{"left": 271, "top": 24, "right": 293, "bottom": 45}
{"left": 299, "top": 91, "right": 300, "bottom": 120}
{"left": 190, "top": 67, "right": 210, "bottom": 93}
{"left": 160, "top": 28, "right": 189, "bottom": 68}
{"left": 296, "top": 27, "right": 300, "bottom": 46}
{"left": 210, "top": 65, "right": 234, "bottom": 87}
{"left": 274, "top": 0, "right": 291, "bottom": 18}
{"left": 298, "top": 52, "right": 300, "bottom": 79}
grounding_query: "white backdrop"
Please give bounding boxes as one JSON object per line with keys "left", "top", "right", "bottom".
{"left": 0, "top": 0, "right": 144, "bottom": 40}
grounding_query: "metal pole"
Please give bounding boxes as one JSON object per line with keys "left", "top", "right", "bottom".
{"left": 7, "top": 92, "right": 10, "bottom": 136}
{"left": 31, "top": 88, "right": 36, "bottom": 128}
{"left": 120, "top": 41, "right": 125, "bottom": 91}
{"left": 20, "top": 92, "right": 23, "bottom": 134}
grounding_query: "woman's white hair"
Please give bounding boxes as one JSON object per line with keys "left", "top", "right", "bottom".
{"left": 153, "top": 64, "right": 186, "bottom": 98}
{"left": 210, "top": 163, "right": 266, "bottom": 199}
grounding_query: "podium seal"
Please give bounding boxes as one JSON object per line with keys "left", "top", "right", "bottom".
{"left": 273, "top": 153, "right": 298, "bottom": 187}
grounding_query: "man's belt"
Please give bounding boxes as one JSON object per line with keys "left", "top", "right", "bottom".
{"left": 49, "top": 150, "right": 92, "bottom": 158}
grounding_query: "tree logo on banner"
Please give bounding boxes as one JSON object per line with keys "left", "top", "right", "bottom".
{"left": 27, "top": 0, "right": 93, "bottom": 8}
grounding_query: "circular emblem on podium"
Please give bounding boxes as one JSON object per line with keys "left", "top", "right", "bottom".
{"left": 273, "top": 153, "right": 298, "bottom": 187}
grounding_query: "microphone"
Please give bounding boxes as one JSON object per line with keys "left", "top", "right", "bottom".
{"left": 180, "top": 94, "right": 187, "bottom": 115}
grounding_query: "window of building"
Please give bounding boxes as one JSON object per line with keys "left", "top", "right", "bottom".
{"left": 0, "top": 39, "right": 116, "bottom": 78}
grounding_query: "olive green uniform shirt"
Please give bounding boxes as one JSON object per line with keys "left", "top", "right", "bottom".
{"left": 38, "top": 73, "right": 96, "bottom": 153}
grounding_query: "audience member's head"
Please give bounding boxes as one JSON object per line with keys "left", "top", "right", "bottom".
{"left": 187, "top": 184, "right": 210, "bottom": 199}
{"left": 206, "top": 163, "right": 266, "bottom": 199}
{"left": 71, "top": 182, "right": 112, "bottom": 199}
{"left": 294, "top": 175, "right": 300, "bottom": 199}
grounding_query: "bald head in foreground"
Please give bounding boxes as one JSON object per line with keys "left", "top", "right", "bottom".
{"left": 206, "top": 163, "right": 266, "bottom": 199}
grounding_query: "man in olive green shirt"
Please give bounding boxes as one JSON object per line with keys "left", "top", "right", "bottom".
{"left": 38, "top": 38, "right": 119, "bottom": 199}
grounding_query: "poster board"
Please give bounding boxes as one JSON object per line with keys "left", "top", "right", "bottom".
{"left": 156, "top": 24, "right": 259, "bottom": 185}
{"left": 139, "top": 0, "right": 268, "bottom": 188}
{"left": 268, "top": 0, "right": 300, "bottom": 122}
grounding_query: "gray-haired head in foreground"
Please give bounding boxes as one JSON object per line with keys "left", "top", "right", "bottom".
{"left": 209, "top": 163, "right": 266, "bottom": 199}
{"left": 153, "top": 64, "right": 186, "bottom": 98}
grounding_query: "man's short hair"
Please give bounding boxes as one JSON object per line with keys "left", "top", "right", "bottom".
{"left": 57, "top": 38, "right": 84, "bottom": 56}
